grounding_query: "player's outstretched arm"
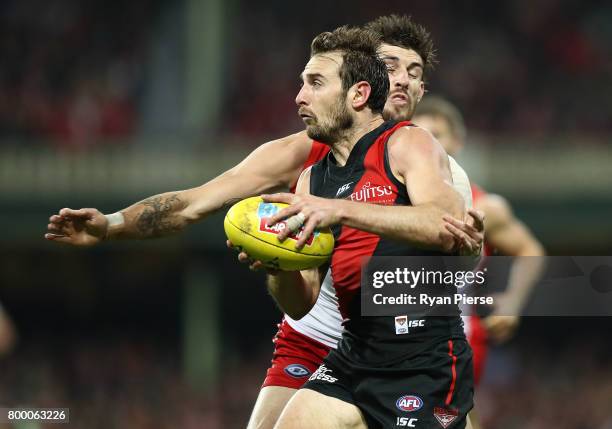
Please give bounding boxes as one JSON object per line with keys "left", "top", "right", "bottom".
{"left": 479, "top": 194, "right": 546, "bottom": 342}
{"left": 45, "top": 132, "right": 313, "bottom": 245}
{"left": 264, "top": 127, "right": 466, "bottom": 253}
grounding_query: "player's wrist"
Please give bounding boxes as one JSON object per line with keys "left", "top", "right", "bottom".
{"left": 103, "top": 212, "right": 125, "bottom": 241}
{"left": 335, "top": 199, "right": 351, "bottom": 225}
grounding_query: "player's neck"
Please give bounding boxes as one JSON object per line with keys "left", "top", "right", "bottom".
{"left": 331, "top": 115, "right": 384, "bottom": 166}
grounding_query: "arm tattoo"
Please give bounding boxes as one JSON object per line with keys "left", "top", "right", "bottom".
{"left": 135, "top": 194, "right": 186, "bottom": 237}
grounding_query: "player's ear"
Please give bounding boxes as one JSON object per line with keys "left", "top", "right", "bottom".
{"left": 417, "top": 81, "right": 425, "bottom": 103}
{"left": 351, "top": 81, "right": 371, "bottom": 110}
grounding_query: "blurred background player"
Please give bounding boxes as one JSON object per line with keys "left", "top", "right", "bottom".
{"left": 414, "top": 96, "right": 546, "bottom": 427}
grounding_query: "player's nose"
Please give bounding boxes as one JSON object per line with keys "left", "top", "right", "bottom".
{"left": 295, "top": 86, "right": 308, "bottom": 106}
{"left": 391, "top": 69, "right": 410, "bottom": 89}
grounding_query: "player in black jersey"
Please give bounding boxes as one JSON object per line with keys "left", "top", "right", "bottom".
{"left": 259, "top": 26, "right": 473, "bottom": 429}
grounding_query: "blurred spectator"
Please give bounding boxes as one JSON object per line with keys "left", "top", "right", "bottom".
{"left": 2, "top": 1, "right": 609, "bottom": 147}
{"left": 0, "top": 0, "right": 151, "bottom": 148}
{"left": 223, "top": 0, "right": 611, "bottom": 143}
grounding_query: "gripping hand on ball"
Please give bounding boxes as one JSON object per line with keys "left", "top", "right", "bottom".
{"left": 226, "top": 240, "right": 279, "bottom": 274}
{"left": 262, "top": 193, "right": 342, "bottom": 249}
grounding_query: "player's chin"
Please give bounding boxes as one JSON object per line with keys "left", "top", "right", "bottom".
{"left": 382, "top": 104, "right": 413, "bottom": 122}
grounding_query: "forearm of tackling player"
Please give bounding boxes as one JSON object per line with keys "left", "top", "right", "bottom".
{"left": 266, "top": 268, "right": 323, "bottom": 320}
{"left": 107, "top": 131, "right": 312, "bottom": 240}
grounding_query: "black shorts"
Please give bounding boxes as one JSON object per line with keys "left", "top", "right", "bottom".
{"left": 303, "top": 338, "right": 474, "bottom": 429}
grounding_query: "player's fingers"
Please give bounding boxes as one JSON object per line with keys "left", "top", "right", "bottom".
{"left": 249, "top": 260, "right": 264, "bottom": 271}
{"left": 295, "top": 218, "right": 317, "bottom": 250}
{"left": 59, "top": 208, "right": 91, "bottom": 218}
{"left": 444, "top": 215, "right": 478, "bottom": 236}
{"left": 44, "top": 232, "right": 65, "bottom": 239}
{"left": 237, "top": 252, "right": 251, "bottom": 263}
{"left": 462, "top": 236, "right": 479, "bottom": 254}
{"left": 460, "top": 229, "right": 480, "bottom": 250}
{"left": 267, "top": 205, "right": 301, "bottom": 227}
{"left": 44, "top": 233, "right": 72, "bottom": 243}
{"left": 445, "top": 223, "right": 474, "bottom": 252}
{"left": 49, "top": 215, "right": 66, "bottom": 224}
{"left": 468, "top": 209, "right": 485, "bottom": 231}
{"left": 261, "top": 193, "right": 294, "bottom": 204}
{"left": 285, "top": 212, "right": 306, "bottom": 233}
{"left": 47, "top": 223, "right": 68, "bottom": 235}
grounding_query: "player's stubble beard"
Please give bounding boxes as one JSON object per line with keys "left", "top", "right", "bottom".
{"left": 382, "top": 91, "right": 418, "bottom": 122}
{"left": 304, "top": 92, "right": 353, "bottom": 145}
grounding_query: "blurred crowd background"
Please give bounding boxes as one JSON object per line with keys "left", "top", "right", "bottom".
{"left": 2, "top": 0, "right": 611, "bottom": 145}
{"left": 1, "top": 0, "right": 611, "bottom": 428}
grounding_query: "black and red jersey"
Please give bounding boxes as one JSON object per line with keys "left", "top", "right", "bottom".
{"left": 309, "top": 121, "right": 465, "bottom": 361}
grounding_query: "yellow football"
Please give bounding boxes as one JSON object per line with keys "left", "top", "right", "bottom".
{"left": 224, "top": 196, "right": 334, "bottom": 271}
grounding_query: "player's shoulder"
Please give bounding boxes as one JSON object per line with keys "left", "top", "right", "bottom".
{"left": 387, "top": 124, "right": 446, "bottom": 161}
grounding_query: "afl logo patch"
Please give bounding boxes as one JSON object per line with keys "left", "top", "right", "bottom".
{"left": 284, "top": 364, "right": 311, "bottom": 378}
{"left": 396, "top": 395, "right": 423, "bottom": 412}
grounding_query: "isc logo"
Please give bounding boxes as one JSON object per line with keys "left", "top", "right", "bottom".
{"left": 396, "top": 395, "right": 423, "bottom": 412}
{"left": 396, "top": 417, "right": 418, "bottom": 427}
{"left": 408, "top": 320, "right": 425, "bottom": 328}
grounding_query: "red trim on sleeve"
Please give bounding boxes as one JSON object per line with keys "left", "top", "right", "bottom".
{"left": 289, "top": 141, "right": 330, "bottom": 193}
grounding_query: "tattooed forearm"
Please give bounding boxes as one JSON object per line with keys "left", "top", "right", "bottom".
{"left": 134, "top": 194, "right": 188, "bottom": 238}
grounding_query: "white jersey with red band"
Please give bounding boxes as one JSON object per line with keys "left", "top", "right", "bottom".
{"left": 285, "top": 270, "right": 342, "bottom": 348}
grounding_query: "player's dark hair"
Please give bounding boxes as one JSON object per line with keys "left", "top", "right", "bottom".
{"left": 364, "top": 14, "right": 437, "bottom": 78}
{"left": 415, "top": 96, "right": 467, "bottom": 140}
{"left": 310, "top": 26, "right": 389, "bottom": 114}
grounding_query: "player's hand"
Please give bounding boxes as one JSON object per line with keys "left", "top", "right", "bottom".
{"left": 262, "top": 193, "right": 342, "bottom": 249}
{"left": 482, "top": 292, "right": 521, "bottom": 343}
{"left": 482, "top": 315, "right": 519, "bottom": 344}
{"left": 44, "top": 208, "right": 108, "bottom": 246}
{"left": 443, "top": 208, "right": 485, "bottom": 256}
{"left": 226, "top": 240, "right": 279, "bottom": 274}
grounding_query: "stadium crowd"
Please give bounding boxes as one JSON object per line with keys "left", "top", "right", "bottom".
{"left": 1, "top": 0, "right": 610, "bottom": 147}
